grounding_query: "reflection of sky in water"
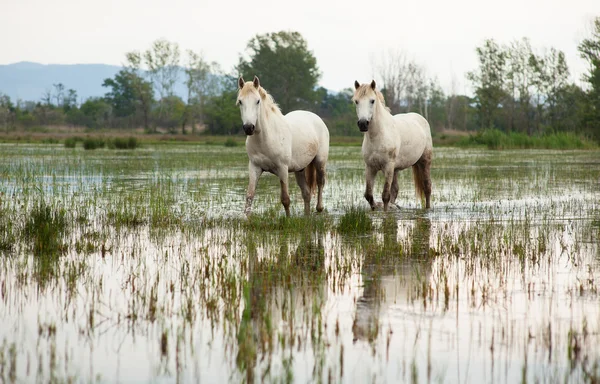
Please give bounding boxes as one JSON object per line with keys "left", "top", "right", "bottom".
{"left": 0, "top": 144, "right": 598, "bottom": 382}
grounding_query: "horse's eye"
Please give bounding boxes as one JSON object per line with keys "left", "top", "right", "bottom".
{"left": 256, "top": 100, "right": 260, "bottom": 105}
{"left": 238, "top": 100, "right": 242, "bottom": 106}
{"left": 354, "top": 100, "right": 358, "bottom": 105}
{"left": 370, "top": 99, "right": 375, "bottom": 105}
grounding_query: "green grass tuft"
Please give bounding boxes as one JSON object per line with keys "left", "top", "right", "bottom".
{"left": 224, "top": 138, "right": 238, "bottom": 147}
{"left": 83, "top": 137, "right": 105, "bottom": 150}
{"left": 337, "top": 206, "right": 372, "bottom": 235}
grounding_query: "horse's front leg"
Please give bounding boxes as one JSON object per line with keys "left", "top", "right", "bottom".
{"left": 245, "top": 162, "right": 263, "bottom": 216}
{"left": 382, "top": 164, "right": 395, "bottom": 212}
{"left": 276, "top": 167, "right": 291, "bottom": 217}
{"left": 364, "top": 166, "right": 377, "bottom": 210}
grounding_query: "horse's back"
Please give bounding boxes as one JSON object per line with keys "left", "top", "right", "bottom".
{"left": 391, "top": 112, "right": 432, "bottom": 168}
{"left": 393, "top": 113, "right": 432, "bottom": 147}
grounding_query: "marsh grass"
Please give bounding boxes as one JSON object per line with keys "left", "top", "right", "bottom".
{"left": 0, "top": 207, "right": 14, "bottom": 252}
{"left": 82, "top": 137, "right": 105, "bottom": 150}
{"left": 0, "top": 144, "right": 599, "bottom": 383}
{"left": 224, "top": 138, "right": 238, "bottom": 147}
{"left": 337, "top": 206, "right": 373, "bottom": 234}
{"left": 22, "top": 200, "right": 69, "bottom": 282}
{"left": 458, "top": 129, "right": 597, "bottom": 150}
{"left": 63, "top": 137, "right": 78, "bottom": 148}
{"left": 108, "top": 136, "right": 139, "bottom": 150}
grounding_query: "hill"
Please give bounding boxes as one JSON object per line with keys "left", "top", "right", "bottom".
{"left": 0, "top": 61, "right": 188, "bottom": 103}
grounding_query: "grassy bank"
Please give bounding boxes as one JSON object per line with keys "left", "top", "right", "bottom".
{"left": 0, "top": 128, "right": 596, "bottom": 149}
{"left": 456, "top": 129, "right": 598, "bottom": 149}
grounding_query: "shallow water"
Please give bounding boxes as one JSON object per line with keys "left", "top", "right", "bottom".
{"left": 0, "top": 143, "right": 599, "bottom": 383}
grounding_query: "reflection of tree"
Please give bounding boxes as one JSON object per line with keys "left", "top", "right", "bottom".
{"left": 352, "top": 216, "right": 432, "bottom": 344}
{"left": 236, "top": 230, "right": 326, "bottom": 382}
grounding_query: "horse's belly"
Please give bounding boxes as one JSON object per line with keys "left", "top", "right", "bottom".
{"left": 289, "top": 137, "right": 319, "bottom": 172}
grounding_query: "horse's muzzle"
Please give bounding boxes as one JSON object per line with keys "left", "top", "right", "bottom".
{"left": 243, "top": 124, "right": 255, "bottom": 136}
{"left": 357, "top": 119, "right": 369, "bottom": 132}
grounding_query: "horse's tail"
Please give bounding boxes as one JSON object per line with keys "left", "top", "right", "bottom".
{"left": 305, "top": 162, "right": 317, "bottom": 196}
{"left": 412, "top": 164, "right": 426, "bottom": 208}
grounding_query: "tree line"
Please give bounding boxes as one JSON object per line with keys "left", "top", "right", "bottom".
{"left": 0, "top": 19, "right": 599, "bottom": 141}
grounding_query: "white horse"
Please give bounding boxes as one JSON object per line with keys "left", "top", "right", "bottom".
{"left": 237, "top": 76, "right": 330, "bottom": 216}
{"left": 352, "top": 80, "right": 433, "bottom": 211}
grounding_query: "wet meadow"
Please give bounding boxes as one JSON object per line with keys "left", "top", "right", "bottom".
{"left": 0, "top": 142, "right": 599, "bottom": 383}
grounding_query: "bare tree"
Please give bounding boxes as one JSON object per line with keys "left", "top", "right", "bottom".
{"left": 372, "top": 48, "right": 432, "bottom": 117}
{"left": 446, "top": 73, "right": 460, "bottom": 130}
{"left": 53, "top": 83, "right": 65, "bottom": 107}
{"left": 144, "top": 39, "right": 181, "bottom": 120}
{"left": 41, "top": 89, "right": 52, "bottom": 106}
{"left": 371, "top": 48, "right": 410, "bottom": 113}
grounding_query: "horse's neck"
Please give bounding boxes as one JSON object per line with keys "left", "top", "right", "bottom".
{"left": 367, "top": 103, "right": 395, "bottom": 141}
{"left": 254, "top": 104, "right": 287, "bottom": 143}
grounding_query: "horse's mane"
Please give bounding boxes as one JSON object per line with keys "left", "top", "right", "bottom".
{"left": 353, "top": 85, "right": 391, "bottom": 113}
{"left": 239, "top": 83, "right": 283, "bottom": 116}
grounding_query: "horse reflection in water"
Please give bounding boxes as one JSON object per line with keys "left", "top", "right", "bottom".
{"left": 236, "top": 230, "right": 327, "bottom": 382}
{"left": 352, "top": 216, "right": 432, "bottom": 344}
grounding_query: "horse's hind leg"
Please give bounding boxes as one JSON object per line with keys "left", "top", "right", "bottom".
{"left": 390, "top": 170, "right": 399, "bottom": 205}
{"left": 381, "top": 164, "right": 395, "bottom": 211}
{"left": 419, "top": 151, "right": 433, "bottom": 209}
{"left": 294, "top": 171, "right": 311, "bottom": 215}
{"left": 315, "top": 161, "right": 326, "bottom": 212}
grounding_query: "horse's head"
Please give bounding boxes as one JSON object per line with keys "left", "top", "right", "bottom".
{"left": 352, "top": 80, "right": 378, "bottom": 132}
{"left": 237, "top": 76, "right": 265, "bottom": 136}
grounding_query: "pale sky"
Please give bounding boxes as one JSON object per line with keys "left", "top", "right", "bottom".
{"left": 2, "top": 0, "right": 599, "bottom": 93}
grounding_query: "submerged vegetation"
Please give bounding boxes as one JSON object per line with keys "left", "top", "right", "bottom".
{"left": 0, "top": 143, "right": 598, "bottom": 383}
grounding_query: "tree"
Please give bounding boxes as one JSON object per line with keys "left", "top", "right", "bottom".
{"left": 144, "top": 39, "right": 181, "bottom": 123}
{"left": 577, "top": 17, "right": 600, "bottom": 141}
{"left": 315, "top": 88, "right": 356, "bottom": 136}
{"left": 123, "top": 51, "right": 155, "bottom": 131}
{"left": 504, "top": 38, "right": 534, "bottom": 133}
{"left": 53, "top": 83, "right": 65, "bottom": 107}
{"left": 0, "top": 94, "right": 15, "bottom": 132}
{"left": 63, "top": 89, "right": 78, "bottom": 112}
{"left": 529, "top": 47, "right": 569, "bottom": 133}
{"left": 183, "top": 50, "right": 219, "bottom": 134}
{"left": 372, "top": 49, "right": 411, "bottom": 114}
{"left": 467, "top": 39, "right": 507, "bottom": 130}
{"left": 103, "top": 70, "right": 139, "bottom": 118}
{"left": 237, "top": 31, "right": 320, "bottom": 113}
{"left": 71, "top": 97, "right": 112, "bottom": 128}
{"left": 371, "top": 49, "right": 436, "bottom": 118}
{"left": 203, "top": 75, "right": 240, "bottom": 135}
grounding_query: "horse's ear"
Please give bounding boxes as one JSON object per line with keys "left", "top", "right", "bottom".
{"left": 238, "top": 77, "right": 245, "bottom": 90}
{"left": 370, "top": 80, "right": 376, "bottom": 90}
{"left": 253, "top": 76, "right": 260, "bottom": 89}
{"left": 354, "top": 80, "right": 360, "bottom": 90}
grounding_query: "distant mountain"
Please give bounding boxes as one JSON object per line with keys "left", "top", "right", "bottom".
{"left": 0, "top": 61, "right": 189, "bottom": 103}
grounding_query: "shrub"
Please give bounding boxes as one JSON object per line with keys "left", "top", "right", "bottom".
{"left": 83, "top": 137, "right": 105, "bottom": 150}
{"left": 64, "top": 137, "right": 77, "bottom": 148}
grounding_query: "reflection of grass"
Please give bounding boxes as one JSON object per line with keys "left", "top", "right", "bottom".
{"left": 0, "top": 207, "right": 14, "bottom": 252}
